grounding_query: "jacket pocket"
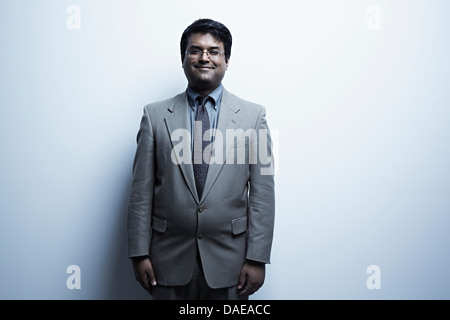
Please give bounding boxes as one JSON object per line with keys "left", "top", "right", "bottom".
{"left": 152, "top": 216, "right": 167, "bottom": 233}
{"left": 231, "top": 216, "right": 248, "bottom": 235}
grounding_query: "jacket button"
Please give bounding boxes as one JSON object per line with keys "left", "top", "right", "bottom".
{"left": 197, "top": 233, "right": 203, "bottom": 239}
{"left": 198, "top": 206, "right": 204, "bottom": 213}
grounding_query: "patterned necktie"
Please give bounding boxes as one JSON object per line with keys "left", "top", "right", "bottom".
{"left": 193, "top": 95, "right": 211, "bottom": 199}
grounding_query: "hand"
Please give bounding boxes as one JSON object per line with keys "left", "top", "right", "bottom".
{"left": 131, "top": 256, "right": 157, "bottom": 295}
{"left": 238, "top": 260, "right": 266, "bottom": 297}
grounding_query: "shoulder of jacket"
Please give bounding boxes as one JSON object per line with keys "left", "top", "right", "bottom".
{"left": 143, "top": 92, "right": 186, "bottom": 112}
{"left": 224, "top": 89, "right": 264, "bottom": 111}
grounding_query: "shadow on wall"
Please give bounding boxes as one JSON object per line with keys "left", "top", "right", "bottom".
{"left": 102, "top": 175, "right": 151, "bottom": 300}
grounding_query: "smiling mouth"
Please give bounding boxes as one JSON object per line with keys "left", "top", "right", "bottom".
{"left": 196, "top": 66, "right": 214, "bottom": 70}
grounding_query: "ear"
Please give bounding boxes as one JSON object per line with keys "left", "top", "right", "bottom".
{"left": 225, "top": 57, "right": 230, "bottom": 70}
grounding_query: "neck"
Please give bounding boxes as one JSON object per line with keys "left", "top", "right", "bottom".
{"left": 189, "top": 83, "right": 221, "bottom": 95}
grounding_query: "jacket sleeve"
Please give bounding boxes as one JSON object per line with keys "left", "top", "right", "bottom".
{"left": 127, "top": 106, "right": 155, "bottom": 258}
{"left": 246, "top": 106, "right": 276, "bottom": 264}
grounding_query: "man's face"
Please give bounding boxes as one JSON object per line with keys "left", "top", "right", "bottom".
{"left": 182, "top": 32, "right": 229, "bottom": 94}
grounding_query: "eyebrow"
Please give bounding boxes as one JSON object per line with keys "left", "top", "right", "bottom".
{"left": 188, "top": 45, "right": 222, "bottom": 50}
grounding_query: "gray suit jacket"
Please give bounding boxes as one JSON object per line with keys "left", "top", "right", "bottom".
{"left": 127, "top": 88, "right": 275, "bottom": 288}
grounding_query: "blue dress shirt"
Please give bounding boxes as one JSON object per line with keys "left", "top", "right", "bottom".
{"left": 186, "top": 84, "right": 223, "bottom": 146}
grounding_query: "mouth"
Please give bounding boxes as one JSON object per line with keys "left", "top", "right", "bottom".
{"left": 195, "top": 65, "right": 214, "bottom": 70}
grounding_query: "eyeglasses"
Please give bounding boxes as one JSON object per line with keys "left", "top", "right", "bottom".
{"left": 185, "top": 48, "right": 225, "bottom": 60}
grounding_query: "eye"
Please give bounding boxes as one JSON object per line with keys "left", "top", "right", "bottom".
{"left": 209, "top": 49, "right": 221, "bottom": 56}
{"left": 189, "top": 49, "right": 202, "bottom": 55}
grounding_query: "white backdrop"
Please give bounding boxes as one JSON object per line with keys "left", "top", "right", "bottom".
{"left": 1, "top": 0, "right": 449, "bottom": 299}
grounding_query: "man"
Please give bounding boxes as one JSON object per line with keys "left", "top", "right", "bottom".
{"left": 127, "top": 18, "right": 275, "bottom": 300}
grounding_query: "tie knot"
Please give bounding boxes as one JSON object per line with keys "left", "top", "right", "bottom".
{"left": 196, "top": 95, "right": 209, "bottom": 107}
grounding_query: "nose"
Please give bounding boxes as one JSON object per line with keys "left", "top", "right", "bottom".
{"left": 199, "top": 50, "right": 211, "bottom": 62}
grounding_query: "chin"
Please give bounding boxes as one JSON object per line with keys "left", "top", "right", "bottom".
{"left": 193, "top": 75, "right": 215, "bottom": 85}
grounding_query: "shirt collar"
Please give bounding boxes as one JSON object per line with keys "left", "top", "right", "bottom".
{"left": 187, "top": 84, "right": 223, "bottom": 110}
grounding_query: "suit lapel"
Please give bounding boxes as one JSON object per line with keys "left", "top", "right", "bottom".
{"left": 163, "top": 89, "right": 242, "bottom": 204}
{"left": 201, "top": 89, "right": 241, "bottom": 202}
{"left": 164, "top": 92, "right": 200, "bottom": 203}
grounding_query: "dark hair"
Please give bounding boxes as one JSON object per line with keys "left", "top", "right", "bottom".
{"left": 180, "top": 19, "right": 232, "bottom": 63}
